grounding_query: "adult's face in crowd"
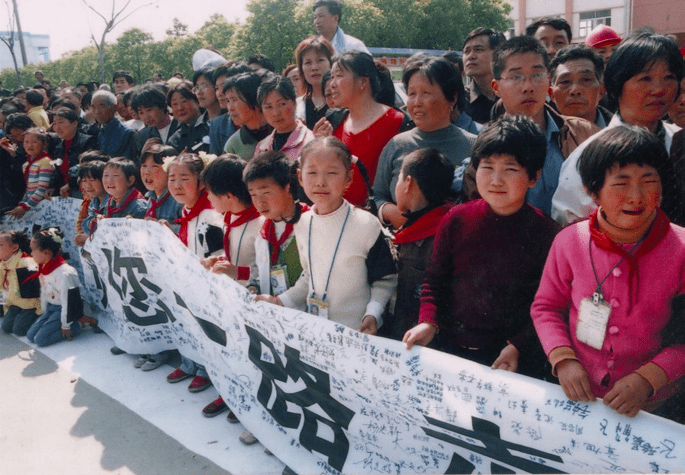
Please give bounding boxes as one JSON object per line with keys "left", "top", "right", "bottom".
{"left": 52, "top": 115, "right": 79, "bottom": 141}
{"left": 329, "top": 62, "right": 365, "bottom": 109}
{"left": 261, "top": 89, "right": 297, "bottom": 134}
{"left": 492, "top": 52, "right": 550, "bottom": 125}
{"left": 169, "top": 91, "right": 201, "bottom": 126}
{"left": 91, "top": 97, "right": 116, "bottom": 125}
{"left": 550, "top": 58, "right": 603, "bottom": 123}
{"left": 286, "top": 68, "right": 303, "bottom": 96}
{"left": 463, "top": 35, "right": 494, "bottom": 79}
{"left": 313, "top": 5, "right": 338, "bottom": 39}
{"left": 533, "top": 25, "right": 569, "bottom": 60}
{"left": 618, "top": 60, "right": 678, "bottom": 131}
{"left": 194, "top": 75, "right": 218, "bottom": 110}
{"left": 61, "top": 90, "right": 82, "bottom": 112}
{"left": 669, "top": 78, "right": 685, "bottom": 129}
{"left": 137, "top": 106, "right": 167, "bottom": 129}
{"left": 215, "top": 75, "right": 228, "bottom": 109}
{"left": 406, "top": 71, "right": 455, "bottom": 132}
{"left": 301, "top": 49, "right": 331, "bottom": 90}
{"left": 225, "top": 88, "right": 258, "bottom": 128}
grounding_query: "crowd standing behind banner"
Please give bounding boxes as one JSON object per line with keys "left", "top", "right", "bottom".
{"left": 1, "top": 0, "right": 685, "bottom": 470}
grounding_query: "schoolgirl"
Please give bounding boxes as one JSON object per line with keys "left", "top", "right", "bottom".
{"left": 0, "top": 231, "right": 41, "bottom": 336}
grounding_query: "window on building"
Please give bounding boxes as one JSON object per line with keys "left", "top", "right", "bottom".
{"left": 579, "top": 10, "right": 611, "bottom": 38}
{"left": 507, "top": 19, "right": 515, "bottom": 39}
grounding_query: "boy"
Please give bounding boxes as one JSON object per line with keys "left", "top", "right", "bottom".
{"left": 199, "top": 155, "right": 263, "bottom": 420}
{"left": 25, "top": 90, "right": 49, "bottom": 129}
{"left": 385, "top": 148, "right": 453, "bottom": 342}
{"left": 404, "top": 117, "right": 560, "bottom": 380}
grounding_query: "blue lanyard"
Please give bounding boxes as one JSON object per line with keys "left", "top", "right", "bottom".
{"left": 308, "top": 205, "right": 351, "bottom": 300}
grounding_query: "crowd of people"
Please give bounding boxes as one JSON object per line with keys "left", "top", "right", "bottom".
{"left": 1, "top": 0, "right": 685, "bottom": 463}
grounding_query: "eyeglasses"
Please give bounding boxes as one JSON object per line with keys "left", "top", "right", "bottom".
{"left": 192, "top": 84, "right": 210, "bottom": 94}
{"left": 499, "top": 72, "right": 549, "bottom": 86}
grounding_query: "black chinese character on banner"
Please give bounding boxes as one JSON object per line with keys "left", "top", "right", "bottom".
{"left": 246, "top": 325, "right": 355, "bottom": 472}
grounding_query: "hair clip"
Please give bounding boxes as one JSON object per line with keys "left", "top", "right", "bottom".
{"left": 161, "top": 154, "right": 178, "bottom": 172}
{"left": 198, "top": 151, "right": 217, "bottom": 167}
{"left": 46, "top": 228, "right": 63, "bottom": 244}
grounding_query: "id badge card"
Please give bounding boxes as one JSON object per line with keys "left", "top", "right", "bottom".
{"left": 0, "top": 291, "right": 6, "bottom": 306}
{"left": 307, "top": 294, "right": 329, "bottom": 319}
{"left": 576, "top": 294, "right": 611, "bottom": 350}
{"left": 270, "top": 265, "right": 289, "bottom": 296}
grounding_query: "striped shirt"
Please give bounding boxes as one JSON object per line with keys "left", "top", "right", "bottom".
{"left": 20, "top": 156, "right": 54, "bottom": 210}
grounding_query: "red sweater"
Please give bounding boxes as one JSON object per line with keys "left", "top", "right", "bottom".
{"left": 419, "top": 200, "right": 560, "bottom": 352}
{"left": 333, "top": 108, "right": 403, "bottom": 206}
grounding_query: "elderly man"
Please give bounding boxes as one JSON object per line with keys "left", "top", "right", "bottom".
{"left": 91, "top": 90, "right": 135, "bottom": 160}
{"left": 313, "top": 0, "right": 369, "bottom": 54}
{"left": 549, "top": 45, "right": 612, "bottom": 128}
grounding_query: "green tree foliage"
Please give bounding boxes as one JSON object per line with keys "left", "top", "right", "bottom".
{"left": 0, "top": 0, "right": 511, "bottom": 89}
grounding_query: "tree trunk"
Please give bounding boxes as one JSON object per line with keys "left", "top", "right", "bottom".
{"left": 11, "top": 0, "right": 27, "bottom": 67}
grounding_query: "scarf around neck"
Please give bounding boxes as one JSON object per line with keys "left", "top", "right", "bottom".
{"left": 174, "top": 190, "right": 213, "bottom": 246}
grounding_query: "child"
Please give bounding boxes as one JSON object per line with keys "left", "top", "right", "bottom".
{"left": 165, "top": 152, "right": 224, "bottom": 393}
{"left": 404, "top": 117, "right": 560, "bottom": 379}
{"left": 76, "top": 159, "right": 109, "bottom": 245}
{"left": 260, "top": 137, "right": 397, "bottom": 335}
{"left": 26, "top": 228, "right": 83, "bottom": 347}
{"left": 532, "top": 125, "right": 685, "bottom": 417}
{"left": 101, "top": 157, "right": 148, "bottom": 219}
{"left": 385, "top": 148, "right": 453, "bottom": 342}
{"left": 0, "top": 231, "right": 41, "bottom": 336}
{"left": 134, "top": 139, "right": 182, "bottom": 372}
{"left": 6, "top": 127, "right": 54, "bottom": 218}
{"left": 197, "top": 154, "right": 262, "bottom": 422}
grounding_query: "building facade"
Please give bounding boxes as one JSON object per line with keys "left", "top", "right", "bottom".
{"left": 0, "top": 32, "right": 51, "bottom": 71}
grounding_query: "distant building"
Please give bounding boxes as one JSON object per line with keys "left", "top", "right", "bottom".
{"left": 0, "top": 31, "right": 51, "bottom": 71}
{"left": 505, "top": 0, "right": 684, "bottom": 48}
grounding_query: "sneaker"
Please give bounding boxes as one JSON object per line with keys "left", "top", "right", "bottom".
{"left": 227, "top": 410, "right": 239, "bottom": 423}
{"left": 239, "top": 429, "right": 258, "bottom": 445}
{"left": 166, "top": 368, "right": 191, "bottom": 383}
{"left": 202, "top": 397, "right": 228, "bottom": 417}
{"left": 141, "top": 356, "right": 167, "bottom": 372}
{"left": 188, "top": 375, "right": 211, "bottom": 393}
{"left": 133, "top": 355, "right": 149, "bottom": 368}
{"left": 110, "top": 346, "right": 126, "bottom": 355}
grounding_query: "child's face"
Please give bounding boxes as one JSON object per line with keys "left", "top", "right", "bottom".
{"left": 299, "top": 149, "right": 353, "bottom": 215}
{"left": 261, "top": 90, "right": 297, "bottom": 134}
{"left": 0, "top": 236, "right": 19, "bottom": 261}
{"left": 80, "top": 176, "right": 106, "bottom": 201}
{"left": 140, "top": 156, "right": 168, "bottom": 195}
{"left": 592, "top": 163, "right": 661, "bottom": 239}
{"left": 206, "top": 191, "right": 243, "bottom": 215}
{"left": 102, "top": 166, "right": 135, "bottom": 202}
{"left": 394, "top": 170, "right": 412, "bottom": 214}
{"left": 30, "top": 239, "right": 52, "bottom": 265}
{"left": 475, "top": 153, "right": 538, "bottom": 216}
{"left": 23, "top": 133, "right": 45, "bottom": 157}
{"left": 167, "top": 163, "right": 201, "bottom": 207}
{"left": 248, "top": 177, "right": 293, "bottom": 221}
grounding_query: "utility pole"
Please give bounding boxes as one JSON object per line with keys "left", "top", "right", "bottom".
{"left": 11, "top": 0, "right": 27, "bottom": 66}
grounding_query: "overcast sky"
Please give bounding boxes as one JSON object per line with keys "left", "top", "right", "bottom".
{"left": 13, "top": 0, "right": 251, "bottom": 60}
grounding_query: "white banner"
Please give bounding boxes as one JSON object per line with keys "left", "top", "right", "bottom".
{"left": 3, "top": 202, "right": 684, "bottom": 474}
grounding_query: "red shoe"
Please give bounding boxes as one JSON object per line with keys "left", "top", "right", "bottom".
{"left": 166, "top": 368, "right": 191, "bottom": 383}
{"left": 227, "top": 410, "right": 239, "bottom": 423}
{"left": 188, "top": 375, "right": 211, "bottom": 393}
{"left": 202, "top": 397, "right": 228, "bottom": 417}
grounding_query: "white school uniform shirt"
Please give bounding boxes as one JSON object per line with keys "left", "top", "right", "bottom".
{"left": 39, "top": 263, "right": 81, "bottom": 330}
{"left": 186, "top": 208, "right": 225, "bottom": 258}
{"left": 225, "top": 213, "right": 263, "bottom": 287}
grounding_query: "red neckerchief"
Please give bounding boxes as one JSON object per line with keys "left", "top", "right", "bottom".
{"left": 223, "top": 205, "right": 259, "bottom": 259}
{"left": 23, "top": 255, "right": 66, "bottom": 284}
{"left": 394, "top": 204, "right": 451, "bottom": 245}
{"left": 60, "top": 139, "right": 73, "bottom": 185}
{"left": 174, "top": 190, "right": 213, "bottom": 246}
{"left": 3, "top": 252, "right": 31, "bottom": 288}
{"left": 259, "top": 202, "right": 309, "bottom": 266}
{"left": 23, "top": 152, "right": 49, "bottom": 183}
{"left": 105, "top": 188, "right": 144, "bottom": 218}
{"left": 145, "top": 190, "right": 171, "bottom": 219}
{"left": 589, "top": 207, "right": 670, "bottom": 304}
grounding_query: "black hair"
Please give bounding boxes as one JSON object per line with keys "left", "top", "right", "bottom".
{"left": 78, "top": 150, "right": 109, "bottom": 164}
{"left": 122, "top": 88, "right": 136, "bottom": 107}
{"left": 81, "top": 92, "right": 92, "bottom": 109}
{"left": 604, "top": 31, "right": 683, "bottom": 110}
{"left": 222, "top": 72, "right": 263, "bottom": 109}
{"left": 313, "top": 0, "right": 342, "bottom": 21}
{"left": 257, "top": 75, "right": 296, "bottom": 106}
{"left": 471, "top": 116, "right": 547, "bottom": 180}
{"left": 24, "top": 127, "right": 49, "bottom": 148}
{"left": 32, "top": 227, "right": 64, "bottom": 256}
{"left": 113, "top": 70, "right": 134, "bottom": 85}
{"left": 140, "top": 139, "right": 177, "bottom": 165}
{"left": 492, "top": 35, "right": 550, "bottom": 80}
{"left": 167, "top": 152, "right": 205, "bottom": 182}
{"left": 25, "top": 89, "right": 43, "bottom": 106}
{"left": 375, "top": 61, "right": 397, "bottom": 108}
{"left": 166, "top": 81, "right": 198, "bottom": 108}
{"left": 131, "top": 84, "right": 168, "bottom": 112}
{"left": 51, "top": 98, "right": 77, "bottom": 112}
{"left": 578, "top": 125, "right": 673, "bottom": 197}
{"left": 402, "top": 54, "right": 465, "bottom": 112}
{"left": 247, "top": 54, "right": 276, "bottom": 73}
{"left": 463, "top": 27, "right": 506, "bottom": 51}
{"left": 525, "top": 17, "right": 573, "bottom": 43}
{"left": 201, "top": 155, "right": 252, "bottom": 206}
{"left": 78, "top": 160, "right": 107, "bottom": 181}
{"left": 104, "top": 157, "right": 138, "bottom": 180}
{"left": 550, "top": 44, "right": 605, "bottom": 82}
{"left": 295, "top": 36, "right": 335, "bottom": 98}
{"left": 441, "top": 51, "right": 463, "bottom": 74}
{"left": 52, "top": 107, "right": 79, "bottom": 123}
{"left": 332, "top": 51, "right": 381, "bottom": 100}
{"left": 5, "top": 113, "right": 34, "bottom": 133}
{"left": 244, "top": 150, "right": 301, "bottom": 201}
{"left": 400, "top": 148, "right": 453, "bottom": 205}
{"left": 193, "top": 68, "right": 216, "bottom": 86}
{"left": 0, "top": 230, "right": 31, "bottom": 254}
{"left": 321, "top": 70, "right": 332, "bottom": 97}
{"left": 76, "top": 82, "right": 94, "bottom": 93}
{"left": 300, "top": 137, "right": 352, "bottom": 171}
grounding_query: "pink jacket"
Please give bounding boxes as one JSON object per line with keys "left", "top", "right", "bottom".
{"left": 253, "top": 121, "right": 314, "bottom": 162}
{"left": 531, "top": 220, "right": 685, "bottom": 401}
